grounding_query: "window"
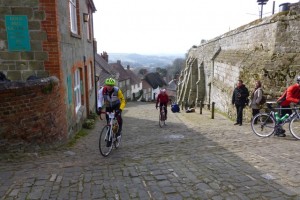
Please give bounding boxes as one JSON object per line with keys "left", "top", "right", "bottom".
{"left": 86, "top": 10, "right": 91, "bottom": 40}
{"left": 69, "top": 0, "right": 78, "bottom": 34}
{"left": 127, "top": 90, "right": 130, "bottom": 98}
{"left": 74, "top": 69, "right": 81, "bottom": 112}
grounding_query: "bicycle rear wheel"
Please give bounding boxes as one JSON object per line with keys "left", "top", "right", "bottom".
{"left": 289, "top": 117, "right": 300, "bottom": 140}
{"left": 99, "top": 125, "right": 113, "bottom": 157}
{"left": 251, "top": 113, "right": 275, "bottom": 137}
{"left": 159, "top": 111, "right": 165, "bottom": 128}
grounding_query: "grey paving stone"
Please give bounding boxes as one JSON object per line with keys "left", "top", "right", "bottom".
{"left": 1, "top": 102, "right": 300, "bottom": 199}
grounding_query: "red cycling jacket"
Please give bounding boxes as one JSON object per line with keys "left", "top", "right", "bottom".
{"left": 277, "top": 83, "right": 300, "bottom": 106}
{"left": 156, "top": 93, "right": 169, "bottom": 106}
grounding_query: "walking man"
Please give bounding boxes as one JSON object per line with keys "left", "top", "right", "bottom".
{"left": 232, "top": 80, "right": 249, "bottom": 126}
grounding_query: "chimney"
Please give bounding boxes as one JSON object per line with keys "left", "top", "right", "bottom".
{"left": 127, "top": 65, "right": 130, "bottom": 70}
{"left": 117, "top": 60, "right": 121, "bottom": 64}
{"left": 100, "top": 51, "right": 109, "bottom": 62}
{"left": 93, "top": 38, "right": 97, "bottom": 52}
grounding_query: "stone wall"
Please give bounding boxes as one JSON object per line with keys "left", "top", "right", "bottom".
{"left": 0, "top": 0, "right": 53, "bottom": 81}
{"left": 0, "top": 77, "right": 67, "bottom": 152}
{"left": 177, "top": 2, "right": 300, "bottom": 121}
{"left": 56, "top": 0, "right": 96, "bottom": 137}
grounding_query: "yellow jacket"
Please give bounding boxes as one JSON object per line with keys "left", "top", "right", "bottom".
{"left": 97, "top": 86, "right": 126, "bottom": 110}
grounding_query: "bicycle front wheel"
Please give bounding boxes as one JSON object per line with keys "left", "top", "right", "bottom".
{"left": 251, "top": 113, "right": 275, "bottom": 137}
{"left": 289, "top": 117, "right": 300, "bottom": 140}
{"left": 159, "top": 111, "right": 165, "bottom": 128}
{"left": 114, "top": 132, "right": 122, "bottom": 149}
{"left": 99, "top": 125, "right": 113, "bottom": 157}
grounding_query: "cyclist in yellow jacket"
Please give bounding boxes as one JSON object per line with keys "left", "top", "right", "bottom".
{"left": 97, "top": 78, "right": 126, "bottom": 137}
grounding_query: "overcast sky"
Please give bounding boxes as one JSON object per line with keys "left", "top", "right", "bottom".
{"left": 93, "top": 0, "right": 298, "bottom": 55}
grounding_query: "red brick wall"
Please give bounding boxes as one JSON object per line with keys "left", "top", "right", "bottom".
{"left": 39, "top": 0, "right": 62, "bottom": 80}
{"left": 0, "top": 77, "right": 68, "bottom": 152}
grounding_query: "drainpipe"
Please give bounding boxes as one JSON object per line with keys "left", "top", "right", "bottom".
{"left": 92, "top": 14, "right": 98, "bottom": 113}
{"left": 93, "top": 41, "right": 97, "bottom": 112}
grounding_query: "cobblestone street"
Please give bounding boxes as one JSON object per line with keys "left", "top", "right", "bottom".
{"left": 1, "top": 101, "right": 300, "bottom": 200}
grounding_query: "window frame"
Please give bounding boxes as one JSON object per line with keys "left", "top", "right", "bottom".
{"left": 74, "top": 69, "right": 81, "bottom": 112}
{"left": 86, "top": 9, "right": 92, "bottom": 41}
{"left": 69, "top": 0, "right": 78, "bottom": 35}
{"left": 88, "top": 62, "right": 93, "bottom": 90}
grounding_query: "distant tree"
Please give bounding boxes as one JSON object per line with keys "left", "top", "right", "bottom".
{"left": 156, "top": 67, "right": 167, "bottom": 77}
{"left": 166, "top": 58, "right": 185, "bottom": 80}
{"left": 138, "top": 68, "right": 148, "bottom": 76}
{"left": 173, "top": 58, "right": 185, "bottom": 73}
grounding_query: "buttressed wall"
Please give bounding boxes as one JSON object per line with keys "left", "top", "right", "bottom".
{"left": 177, "top": 2, "right": 300, "bottom": 121}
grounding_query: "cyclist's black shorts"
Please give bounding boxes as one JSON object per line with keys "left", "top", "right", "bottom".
{"left": 105, "top": 103, "right": 121, "bottom": 113}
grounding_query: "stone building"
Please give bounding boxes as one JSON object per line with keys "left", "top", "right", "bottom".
{"left": 142, "top": 72, "right": 168, "bottom": 101}
{"left": 126, "top": 66, "right": 143, "bottom": 101}
{"left": 177, "top": 2, "right": 300, "bottom": 121}
{"left": 0, "top": 0, "right": 96, "bottom": 152}
{"left": 110, "top": 60, "right": 131, "bottom": 100}
{"left": 95, "top": 52, "right": 118, "bottom": 92}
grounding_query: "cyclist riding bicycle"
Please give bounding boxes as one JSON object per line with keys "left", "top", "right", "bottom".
{"left": 276, "top": 75, "right": 300, "bottom": 137}
{"left": 156, "top": 89, "right": 169, "bottom": 120}
{"left": 97, "top": 78, "right": 126, "bottom": 140}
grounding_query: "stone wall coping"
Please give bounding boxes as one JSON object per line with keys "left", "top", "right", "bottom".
{"left": 195, "top": 6, "right": 299, "bottom": 49}
{"left": 0, "top": 76, "right": 59, "bottom": 91}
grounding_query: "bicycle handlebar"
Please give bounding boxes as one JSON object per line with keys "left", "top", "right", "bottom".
{"left": 99, "top": 111, "right": 106, "bottom": 120}
{"left": 266, "top": 102, "right": 300, "bottom": 110}
{"left": 99, "top": 111, "right": 118, "bottom": 120}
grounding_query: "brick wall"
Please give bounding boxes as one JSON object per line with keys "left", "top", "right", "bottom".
{"left": 0, "top": 0, "right": 97, "bottom": 152}
{"left": 40, "top": 0, "right": 62, "bottom": 80}
{"left": 0, "top": 77, "right": 67, "bottom": 152}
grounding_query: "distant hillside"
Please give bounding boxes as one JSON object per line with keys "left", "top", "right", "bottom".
{"left": 107, "top": 53, "right": 185, "bottom": 69}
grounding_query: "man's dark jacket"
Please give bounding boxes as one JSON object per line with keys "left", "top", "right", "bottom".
{"left": 232, "top": 84, "right": 249, "bottom": 106}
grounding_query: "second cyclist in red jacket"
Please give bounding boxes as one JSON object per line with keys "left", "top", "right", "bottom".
{"left": 156, "top": 89, "right": 169, "bottom": 120}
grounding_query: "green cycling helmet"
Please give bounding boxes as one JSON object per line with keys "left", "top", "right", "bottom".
{"left": 105, "top": 78, "right": 116, "bottom": 86}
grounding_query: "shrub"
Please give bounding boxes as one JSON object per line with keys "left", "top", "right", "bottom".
{"left": 83, "top": 119, "right": 95, "bottom": 129}
{"left": 88, "top": 112, "right": 97, "bottom": 120}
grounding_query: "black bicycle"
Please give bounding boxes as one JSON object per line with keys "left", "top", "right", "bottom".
{"left": 251, "top": 103, "right": 300, "bottom": 139}
{"left": 159, "top": 105, "right": 167, "bottom": 128}
{"left": 99, "top": 111, "right": 121, "bottom": 156}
